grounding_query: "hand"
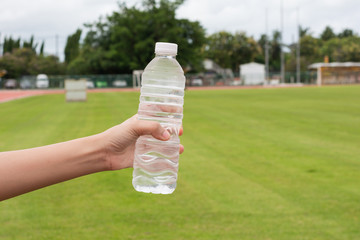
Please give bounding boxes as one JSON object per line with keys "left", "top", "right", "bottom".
{"left": 100, "top": 115, "right": 184, "bottom": 170}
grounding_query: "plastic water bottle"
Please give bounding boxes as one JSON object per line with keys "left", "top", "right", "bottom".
{"left": 132, "top": 42, "right": 185, "bottom": 194}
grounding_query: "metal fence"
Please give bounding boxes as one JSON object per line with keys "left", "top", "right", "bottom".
{"left": 0, "top": 74, "right": 134, "bottom": 89}
{"left": 269, "top": 71, "right": 318, "bottom": 85}
{"left": 2, "top": 70, "right": 358, "bottom": 89}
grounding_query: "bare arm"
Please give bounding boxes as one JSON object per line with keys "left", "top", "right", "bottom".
{"left": 0, "top": 115, "right": 184, "bottom": 201}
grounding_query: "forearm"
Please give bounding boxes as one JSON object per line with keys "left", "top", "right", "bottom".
{"left": 0, "top": 134, "right": 108, "bottom": 201}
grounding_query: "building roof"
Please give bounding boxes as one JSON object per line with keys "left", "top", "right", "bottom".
{"left": 240, "top": 62, "right": 264, "bottom": 67}
{"left": 203, "top": 59, "right": 222, "bottom": 71}
{"left": 308, "top": 62, "right": 360, "bottom": 69}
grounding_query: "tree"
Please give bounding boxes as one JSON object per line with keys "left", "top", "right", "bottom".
{"left": 233, "top": 32, "right": 262, "bottom": 69}
{"left": 321, "top": 26, "right": 336, "bottom": 41}
{"left": 71, "top": 0, "right": 206, "bottom": 74}
{"left": 0, "top": 38, "right": 64, "bottom": 78}
{"left": 64, "top": 29, "right": 82, "bottom": 64}
{"left": 22, "top": 35, "right": 38, "bottom": 53}
{"left": 321, "top": 36, "right": 360, "bottom": 62}
{"left": 299, "top": 26, "right": 311, "bottom": 38}
{"left": 269, "top": 30, "right": 282, "bottom": 71}
{"left": 0, "top": 48, "right": 35, "bottom": 78}
{"left": 39, "top": 41, "right": 45, "bottom": 56}
{"left": 29, "top": 55, "right": 65, "bottom": 75}
{"left": 205, "top": 31, "right": 234, "bottom": 70}
{"left": 338, "top": 29, "right": 355, "bottom": 38}
{"left": 205, "top": 31, "right": 262, "bottom": 72}
{"left": 2, "top": 37, "right": 20, "bottom": 54}
{"left": 0, "top": 52, "right": 27, "bottom": 78}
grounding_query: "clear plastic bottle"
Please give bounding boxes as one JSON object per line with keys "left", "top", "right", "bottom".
{"left": 132, "top": 42, "right": 185, "bottom": 194}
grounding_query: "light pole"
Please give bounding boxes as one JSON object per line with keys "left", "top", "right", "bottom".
{"left": 280, "top": 0, "right": 285, "bottom": 84}
{"left": 265, "top": 8, "right": 269, "bottom": 84}
{"left": 296, "top": 7, "right": 301, "bottom": 84}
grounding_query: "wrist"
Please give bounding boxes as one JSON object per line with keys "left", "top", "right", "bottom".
{"left": 84, "top": 133, "right": 110, "bottom": 172}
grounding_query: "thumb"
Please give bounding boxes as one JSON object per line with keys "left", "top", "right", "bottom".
{"left": 132, "top": 119, "right": 170, "bottom": 141}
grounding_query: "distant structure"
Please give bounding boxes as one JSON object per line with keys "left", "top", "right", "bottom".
{"left": 65, "top": 79, "right": 87, "bottom": 102}
{"left": 203, "top": 59, "right": 223, "bottom": 73}
{"left": 203, "top": 59, "right": 234, "bottom": 85}
{"left": 240, "top": 62, "right": 265, "bottom": 85}
{"left": 308, "top": 62, "right": 360, "bottom": 86}
{"left": 132, "top": 70, "right": 143, "bottom": 88}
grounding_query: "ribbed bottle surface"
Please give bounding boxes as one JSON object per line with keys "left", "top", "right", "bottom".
{"left": 132, "top": 55, "right": 185, "bottom": 194}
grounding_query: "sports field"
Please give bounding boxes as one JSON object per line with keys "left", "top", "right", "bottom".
{"left": 0, "top": 86, "right": 359, "bottom": 239}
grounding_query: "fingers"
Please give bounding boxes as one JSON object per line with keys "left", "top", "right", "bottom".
{"left": 133, "top": 119, "right": 170, "bottom": 141}
{"left": 179, "top": 144, "right": 184, "bottom": 154}
{"left": 179, "top": 126, "right": 183, "bottom": 136}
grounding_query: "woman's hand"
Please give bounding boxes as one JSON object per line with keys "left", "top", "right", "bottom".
{"left": 0, "top": 114, "right": 184, "bottom": 201}
{"left": 100, "top": 115, "right": 184, "bottom": 170}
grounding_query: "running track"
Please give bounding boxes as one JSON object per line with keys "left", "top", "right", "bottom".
{"left": 0, "top": 85, "right": 305, "bottom": 103}
{"left": 0, "top": 88, "right": 138, "bottom": 103}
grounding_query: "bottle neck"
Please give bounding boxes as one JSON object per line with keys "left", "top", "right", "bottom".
{"left": 155, "top": 53, "right": 176, "bottom": 58}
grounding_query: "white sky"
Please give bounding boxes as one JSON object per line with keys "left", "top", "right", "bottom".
{"left": 0, "top": 0, "right": 359, "bottom": 61}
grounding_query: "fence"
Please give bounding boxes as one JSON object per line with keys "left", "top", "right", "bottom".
{"left": 269, "top": 72, "right": 318, "bottom": 85}
{"left": 2, "top": 70, "right": 358, "bottom": 89}
{"left": 0, "top": 74, "right": 133, "bottom": 89}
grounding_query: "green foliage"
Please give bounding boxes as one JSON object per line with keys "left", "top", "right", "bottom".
{"left": 22, "top": 35, "right": 38, "bottom": 53}
{"left": 0, "top": 48, "right": 64, "bottom": 78}
{"left": 254, "top": 30, "right": 282, "bottom": 71}
{"left": 69, "top": 0, "right": 206, "bottom": 74}
{"left": 300, "top": 35, "right": 322, "bottom": 64}
{"left": 321, "top": 36, "right": 360, "bottom": 62}
{"left": 0, "top": 36, "right": 65, "bottom": 78}
{"left": 205, "top": 31, "right": 262, "bottom": 72}
{"left": 66, "top": 55, "right": 90, "bottom": 74}
{"left": 338, "top": 28, "right": 354, "bottom": 38}
{"left": 321, "top": 26, "right": 336, "bottom": 41}
{"left": 299, "top": 26, "right": 311, "bottom": 38}
{"left": 39, "top": 41, "right": 45, "bottom": 56}
{"left": 28, "top": 55, "right": 65, "bottom": 75}
{"left": 0, "top": 48, "right": 35, "bottom": 78}
{"left": 64, "top": 29, "right": 82, "bottom": 64}
{"left": 204, "top": 31, "right": 234, "bottom": 69}
{"left": 2, "top": 37, "right": 21, "bottom": 54}
{"left": 286, "top": 26, "right": 360, "bottom": 71}
{"left": 0, "top": 52, "right": 27, "bottom": 78}
{"left": 269, "top": 30, "right": 282, "bottom": 71}
{"left": 0, "top": 86, "right": 359, "bottom": 239}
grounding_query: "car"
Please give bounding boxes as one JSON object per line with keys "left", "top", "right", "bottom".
{"left": 191, "top": 78, "right": 203, "bottom": 86}
{"left": 96, "top": 81, "right": 108, "bottom": 88}
{"left": 36, "top": 74, "right": 49, "bottom": 88}
{"left": 20, "top": 78, "right": 33, "bottom": 89}
{"left": 86, "top": 80, "right": 95, "bottom": 89}
{"left": 113, "top": 80, "right": 127, "bottom": 88}
{"left": 4, "top": 79, "right": 18, "bottom": 89}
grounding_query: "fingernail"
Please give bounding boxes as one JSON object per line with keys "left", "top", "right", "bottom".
{"left": 162, "top": 130, "right": 170, "bottom": 140}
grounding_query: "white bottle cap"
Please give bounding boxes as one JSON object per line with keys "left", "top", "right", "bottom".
{"left": 155, "top": 42, "right": 178, "bottom": 55}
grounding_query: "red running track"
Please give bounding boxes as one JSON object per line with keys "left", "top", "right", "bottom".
{"left": 0, "top": 88, "right": 140, "bottom": 103}
{"left": 0, "top": 84, "right": 306, "bottom": 103}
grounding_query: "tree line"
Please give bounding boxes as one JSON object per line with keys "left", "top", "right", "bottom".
{"left": 1, "top": 0, "right": 360, "bottom": 79}
{"left": 0, "top": 36, "right": 64, "bottom": 78}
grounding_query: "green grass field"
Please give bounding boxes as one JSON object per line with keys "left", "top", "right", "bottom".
{"left": 0, "top": 86, "right": 359, "bottom": 239}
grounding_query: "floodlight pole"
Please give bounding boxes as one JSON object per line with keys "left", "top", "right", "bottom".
{"left": 280, "top": 0, "right": 285, "bottom": 84}
{"left": 55, "top": 34, "right": 59, "bottom": 58}
{"left": 265, "top": 8, "right": 270, "bottom": 84}
{"left": 0, "top": 33, "right": 2, "bottom": 57}
{"left": 296, "top": 7, "right": 301, "bottom": 84}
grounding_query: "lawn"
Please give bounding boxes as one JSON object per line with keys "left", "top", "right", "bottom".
{"left": 0, "top": 86, "right": 359, "bottom": 239}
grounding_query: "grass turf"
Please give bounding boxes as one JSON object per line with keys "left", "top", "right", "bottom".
{"left": 0, "top": 86, "right": 359, "bottom": 239}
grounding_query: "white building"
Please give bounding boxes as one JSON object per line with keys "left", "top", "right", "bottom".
{"left": 240, "top": 62, "right": 265, "bottom": 85}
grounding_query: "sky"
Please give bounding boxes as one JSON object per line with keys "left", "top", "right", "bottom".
{"left": 0, "top": 0, "right": 359, "bottom": 61}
